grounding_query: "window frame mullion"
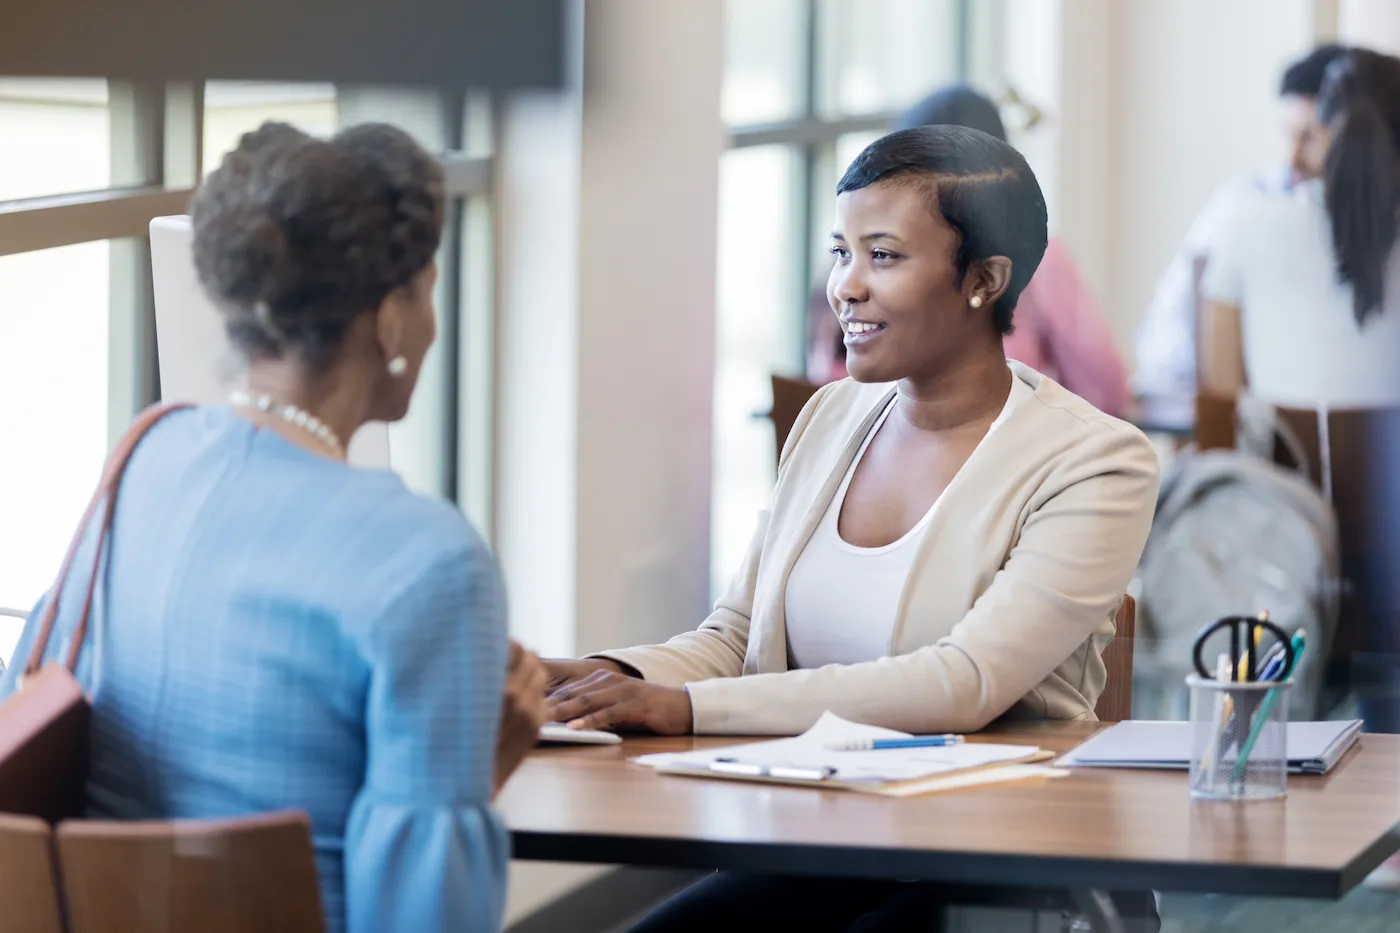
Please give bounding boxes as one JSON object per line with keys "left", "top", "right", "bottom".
{"left": 107, "top": 81, "right": 169, "bottom": 445}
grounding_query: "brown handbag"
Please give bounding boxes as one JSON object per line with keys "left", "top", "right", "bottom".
{"left": 0, "top": 403, "right": 190, "bottom": 821}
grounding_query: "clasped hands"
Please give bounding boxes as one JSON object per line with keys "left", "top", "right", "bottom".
{"left": 541, "top": 658, "right": 693, "bottom": 735}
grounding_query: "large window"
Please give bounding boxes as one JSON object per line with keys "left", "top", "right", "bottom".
{"left": 202, "top": 81, "right": 339, "bottom": 173}
{"left": 712, "top": 0, "right": 964, "bottom": 595}
{"left": 0, "top": 81, "right": 496, "bottom": 661}
{"left": 0, "top": 80, "right": 114, "bottom": 200}
{"left": 0, "top": 239, "right": 115, "bottom": 657}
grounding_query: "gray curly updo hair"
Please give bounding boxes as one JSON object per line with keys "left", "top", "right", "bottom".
{"left": 190, "top": 121, "right": 445, "bottom": 367}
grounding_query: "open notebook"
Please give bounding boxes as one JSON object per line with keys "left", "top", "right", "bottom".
{"left": 634, "top": 713, "right": 1063, "bottom": 797}
{"left": 1057, "top": 720, "right": 1364, "bottom": 775}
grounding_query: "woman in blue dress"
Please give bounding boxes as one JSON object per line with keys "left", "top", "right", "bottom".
{"left": 0, "top": 121, "right": 546, "bottom": 933}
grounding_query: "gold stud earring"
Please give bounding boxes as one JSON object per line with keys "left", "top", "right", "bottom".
{"left": 387, "top": 356, "right": 408, "bottom": 377}
{"left": 970, "top": 295, "right": 984, "bottom": 309}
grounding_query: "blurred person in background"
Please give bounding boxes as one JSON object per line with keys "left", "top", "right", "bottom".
{"left": 1199, "top": 49, "right": 1400, "bottom": 737}
{"left": 806, "top": 274, "right": 848, "bottom": 383}
{"left": 0, "top": 122, "right": 548, "bottom": 933}
{"left": 1135, "top": 44, "right": 1349, "bottom": 397}
{"left": 893, "top": 84, "right": 1131, "bottom": 416}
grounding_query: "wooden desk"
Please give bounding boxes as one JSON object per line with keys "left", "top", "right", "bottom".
{"left": 499, "top": 723, "right": 1400, "bottom": 899}
{"left": 1128, "top": 394, "right": 1195, "bottom": 439}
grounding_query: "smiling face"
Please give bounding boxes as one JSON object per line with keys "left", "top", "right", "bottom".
{"left": 827, "top": 179, "right": 1000, "bottom": 385}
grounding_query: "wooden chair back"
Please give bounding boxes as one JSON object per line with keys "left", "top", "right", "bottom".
{"left": 768, "top": 374, "right": 821, "bottom": 468}
{"left": 0, "top": 814, "right": 65, "bottom": 933}
{"left": 56, "top": 811, "right": 325, "bottom": 933}
{"left": 1095, "top": 595, "right": 1136, "bottom": 722}
{"left": 1193, "top": 390, "right": 1238, "bottom": 452}
{"left": 1193, "top": 393, "right": 1400, "bottom": 660}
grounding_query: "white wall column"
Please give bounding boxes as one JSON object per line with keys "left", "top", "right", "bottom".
{"left": 493, "top": 0, "right": 722, "bottom": 918}
{"left": 1339, "top": 0, "right": 1400, "bottom": 55}
{"left": 1054, "top": 0, "right": 1125, "bottom": 344}
{"left": 495, "top": 0, "right": 721, "bottom": 659}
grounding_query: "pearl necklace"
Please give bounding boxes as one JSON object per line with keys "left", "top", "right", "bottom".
{"left": 229, "top": 392, "right": 345, "bottom": 457}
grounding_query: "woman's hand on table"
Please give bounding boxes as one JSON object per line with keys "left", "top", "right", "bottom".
{"left": 494, "top": 641, "right": 550, "bottom": 795}
{"left": 547, "top": 670, "right": 694, "bottom": 735}
{"left": 542, "top": 657, "right": 626, "bottom": 692}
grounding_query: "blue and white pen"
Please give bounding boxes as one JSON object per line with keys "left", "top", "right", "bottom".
{"left": 825, "top": 734, "right": 964, "bottom": 751}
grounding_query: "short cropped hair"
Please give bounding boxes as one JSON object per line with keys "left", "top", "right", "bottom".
{"left": 836, "top": 125, "right": 1048, "bottom": 335}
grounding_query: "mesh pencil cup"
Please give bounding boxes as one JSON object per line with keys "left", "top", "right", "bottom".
{"left": 1187, "top": 675, "right": 1291, "bottom": 801}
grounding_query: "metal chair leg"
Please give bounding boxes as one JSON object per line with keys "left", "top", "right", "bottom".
{"left": 1069, "top": 889, "right": 1126, "bottom": 933}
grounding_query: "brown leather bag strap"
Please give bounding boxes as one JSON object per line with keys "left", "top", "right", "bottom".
{"left": 25, "top": 403, "right": 194, "bottom": 676}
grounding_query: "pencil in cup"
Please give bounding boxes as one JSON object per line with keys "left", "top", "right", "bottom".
{"left": 1196, "top": 653, "right": 1233, "bottom": 788}
{"left": 1199, "top": 617, "right": 1289, "bottom": 780}
{"left": 1216, "top": 623, "right": 1265, "bottom": 728}
{"left": 1230, "top": 631, "right": 1308, "bottom": 784}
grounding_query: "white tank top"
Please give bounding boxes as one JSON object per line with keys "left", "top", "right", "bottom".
{"left": 784, "top": 369, "right": 1032, "bottom": 670}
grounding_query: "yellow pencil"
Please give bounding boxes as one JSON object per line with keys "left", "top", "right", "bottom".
{"left": 1235, "top": 611, "right": 1268, "bottom": 681}
{"left": 1206, "top": 611, "right": 1270, "bottom": 779}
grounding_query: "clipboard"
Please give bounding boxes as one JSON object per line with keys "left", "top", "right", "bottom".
{"left": 633, "top": 713, "right": 1056, "bottom": 797}
{"left": 650, "top": 748, "right": 1061, "bottom": 797}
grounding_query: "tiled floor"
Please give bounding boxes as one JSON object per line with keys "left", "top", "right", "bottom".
{"left": 1157, "top": 888, "right": 1400, "bottom": 933}
{"left": 948, "top": 887, "right": 1400, "bottom": 933}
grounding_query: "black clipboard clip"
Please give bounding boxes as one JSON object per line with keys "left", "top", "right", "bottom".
{"left": 1191, "top": 615, "right": 1294, "bottom": 683}
{"left": 709, "top": 758, "right": 837, "bottom": 782}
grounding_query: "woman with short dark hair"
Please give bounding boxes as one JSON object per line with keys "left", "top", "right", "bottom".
{"left": 1, "top": 121, "right": 546, "bottom": 933}
{"left": 544, "top": 125, "right": 1159, "bottom": 931}
{"left": 550, "top": 124, "right": 1157, "bottom": 736}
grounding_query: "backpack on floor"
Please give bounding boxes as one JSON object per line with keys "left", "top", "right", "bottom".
{"left": 1132, "top": 449, "right": 1340, "bottom": 721}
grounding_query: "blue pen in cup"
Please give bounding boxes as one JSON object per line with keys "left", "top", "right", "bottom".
{"left": 825, "top": 735, "right": 964, "bottom": 751}
{"left": 1189, "top": 614, "right": 1297, "bottom": 800}
{"left": 1256, "top": 629, "right": 1303, "bottom": 684}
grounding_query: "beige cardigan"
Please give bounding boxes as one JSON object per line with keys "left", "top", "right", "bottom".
{"left": 595, "top": 362, "right": 1161, "bottom": 735}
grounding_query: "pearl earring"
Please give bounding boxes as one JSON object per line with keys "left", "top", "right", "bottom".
{"left": 387, "top": 356, "right": 408, "bottom": 377}
{"left": 969, "top": 295, "right": 984, "bottom": 309}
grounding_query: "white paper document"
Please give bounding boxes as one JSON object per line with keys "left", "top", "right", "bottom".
{"left": 634, "top": 712, "right": 1041, "bottom": 784}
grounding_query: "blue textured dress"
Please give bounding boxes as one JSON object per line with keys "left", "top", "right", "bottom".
{"left": 0, "top": 406, "right": 510, "bottom": 933}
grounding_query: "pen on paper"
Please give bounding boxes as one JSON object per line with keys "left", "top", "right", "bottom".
{"left": 825, "top": 735, "right": 964, "bottom": 751}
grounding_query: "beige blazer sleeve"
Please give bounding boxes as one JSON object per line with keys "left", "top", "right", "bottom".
{"left": 683, "top": 424, "right": 1159, "bottom": 735}
{"left": 588, "top": 383, "right": 838, "bottom": 686}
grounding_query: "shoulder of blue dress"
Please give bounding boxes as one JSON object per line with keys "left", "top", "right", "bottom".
{"left": 356, "top": 481, "right": 488, "bottom": 554}
{"left": 335, "top": 493, "right": 498, "bottom": 636}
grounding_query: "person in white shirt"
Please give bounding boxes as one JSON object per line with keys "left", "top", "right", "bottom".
{"left": 1134, "top": 44, "right": 1348, "bottom": 397}
{"left": 1200, "top": 49, "right": 1400, "bottom": 745}
{"left": 1200, "top": 48, "right": 1400, "bottom": 406}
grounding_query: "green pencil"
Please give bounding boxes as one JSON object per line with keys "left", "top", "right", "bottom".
{"left": 1231, "top": 630, "right": 1307, "bottom": 785}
